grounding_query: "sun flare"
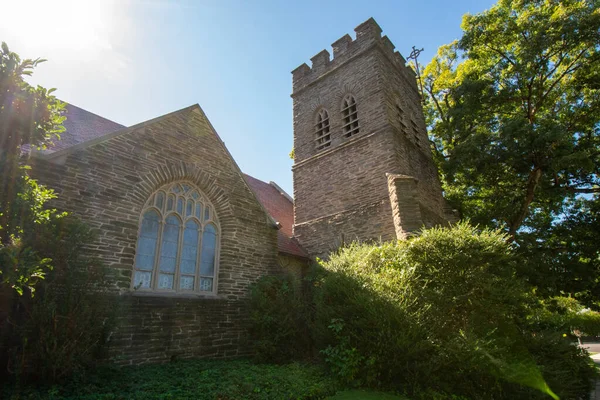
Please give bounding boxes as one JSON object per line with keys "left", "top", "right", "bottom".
{"left": 3, "top": 0, "right": 117, "bottom": 54}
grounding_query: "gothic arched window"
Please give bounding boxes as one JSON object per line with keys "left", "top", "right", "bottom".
{"left": 132, "top": 182, "right": 219, "bottom": 294}
{"left": 341, "top": 95, "right": 360, "bottom": 138}
{"left": 315, "top": 108, "right": 331, "bottom": 151}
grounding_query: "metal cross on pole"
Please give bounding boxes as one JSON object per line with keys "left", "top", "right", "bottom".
{"left": 407, "top": 46, "right": 425, "bottom": 100}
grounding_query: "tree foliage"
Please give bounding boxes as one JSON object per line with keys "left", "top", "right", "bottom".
{"left": 0, "top": 42, "right": 65, "bottom": 156}
{"left": 421, "top": 0, "right": 600, "bottom": 302}
{"left": 0, "top": 172, "right": 61, "bottom": 294}
{"left": 0, "top": 42, "right": 65, "bottom": 294}
{"left": 423, "top": 0, "right": 599, "bottom": 234}
{"left": 518, "top": 196, "right": 600, "bottom": 301}
{"left": 0, "top": 45, "right": 119, "bottom": 383}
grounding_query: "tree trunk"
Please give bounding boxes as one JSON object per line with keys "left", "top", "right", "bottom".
{"left": 508, "top": 167, "right": 543, "bottom": 240}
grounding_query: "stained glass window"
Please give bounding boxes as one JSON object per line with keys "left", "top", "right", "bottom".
{"left": 133, "top": 210, "right": 160, "bottom": 289}
{"left": 200, "top": 224, "right": 217, "bottom": 292}
{"left": 155, "top": 191, "right": 165, "bottom": 210}
{"left": 158, "top": 215, "right": 179, "bottom": 289}
{"left": 132, "top": 182, "right": 219, "bottom": 294}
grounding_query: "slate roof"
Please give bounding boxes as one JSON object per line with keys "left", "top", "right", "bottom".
{"left": 243, "top": 174, "right": 308, "bottom": 259}
{"left": 38, "top": 102, "right": 307, "bottom": 258}
{"left": 45, "top": 103, "right": 125, "bottom": 153}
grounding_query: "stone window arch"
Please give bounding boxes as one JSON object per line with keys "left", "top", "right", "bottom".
{"left": 132, "top": 181, "right": 220, "bottom": 295}
{"left": 315, "top": 108, "right": 331, "bottom": 151}
{"left": 341, "top": 94, "right": 360, "bottom": 138}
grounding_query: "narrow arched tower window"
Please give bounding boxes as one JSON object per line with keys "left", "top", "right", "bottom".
{"left": 341, "top": 95, "right": 360, "bottom": 138}
{"left": 132, "top": 182, "right": 220, "bottom": 294}
{"left": 315, "top": 109, "right": 331, "bottom": 150}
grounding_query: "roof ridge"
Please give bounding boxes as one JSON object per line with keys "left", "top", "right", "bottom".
{"left": 35, "top": 104, "right": 199, "bottom": 160}
{"left": 268, "top": 181, "right": 293, "bottom": 202}
{"left": 244, "top": 173, "right": 292, "bottom": 198}
{"left": 64, "top": 102, "right": 125, "bottom": 128}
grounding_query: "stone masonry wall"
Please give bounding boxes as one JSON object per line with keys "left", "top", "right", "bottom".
{"left": 30, "top": 105, "right": 280, "bottom": 365}
{"left": 107, "top": 296, "right": 252, "bottom": 365}
{"left": 378, "top": 46, "right": 446, "bottom": 218}
{"left": 295, "top": 199, "right": 397, "bottom": 258}
{"left": 293, "top": 130, "right": 398, "bottom": 257}
{"left": 292, "top": 18, "right": 448, "bottom": 257}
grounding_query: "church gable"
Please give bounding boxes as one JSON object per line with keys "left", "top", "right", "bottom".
{"left": 35, "top": 104, "right": 279, "bottom": 294}
{"left": 30, "top": 104, "right": 281, "bottom": 363}
{"left": 50, "top": 107, "right": 269, "bottom": 207}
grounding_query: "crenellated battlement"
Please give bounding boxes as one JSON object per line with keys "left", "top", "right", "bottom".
{"left": 291, "top": 17, "right": 417, "bottom": 94}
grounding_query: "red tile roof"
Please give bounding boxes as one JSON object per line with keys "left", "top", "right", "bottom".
{"left": 244, "top": 174, "right": 308, "bottom": 258}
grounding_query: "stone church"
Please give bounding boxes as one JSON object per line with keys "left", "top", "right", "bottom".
{"left": 28, "top": 18, "right": 454, "bottom": 365}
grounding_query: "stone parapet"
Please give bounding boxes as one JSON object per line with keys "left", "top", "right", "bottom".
{"left": 291, "top": 18, "right": 417, "bottom": 95}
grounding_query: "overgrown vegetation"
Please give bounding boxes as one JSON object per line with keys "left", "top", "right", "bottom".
{"left": 1, "top": 216, "right": 118, "bottom": 383}
{"left": 0, "top": 41, "right": 65, "bottom": 294}
{"left": 3, "top": 360, "right": 341, "bottom": 400}
{"left": 251, "top": 223, "right": 597, "bottom": 399}
{"left": 0, "top": 42, "right": 116, "bottom": 385}
{"left": 249, "top": 274, "right": 311, "bottom": 363}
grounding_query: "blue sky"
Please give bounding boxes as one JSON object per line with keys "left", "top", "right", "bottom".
{"left": 2, "top": 0, "right": 496, "bottom": 194}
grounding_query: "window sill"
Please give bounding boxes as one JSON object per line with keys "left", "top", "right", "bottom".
{"left": 126, "top": 290, "right": 222, "bottom": 300}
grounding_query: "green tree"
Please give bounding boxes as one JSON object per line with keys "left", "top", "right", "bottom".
{"left": 519, "top": 197, "right": 600, "bottom": 302}
{"left": 0, "top": 42, "right": 65, "bottom": 294}
{"left": 423, "top": 0, "right": 599, "bottom": 237}
{"left": 0, "top": 43, "right": 64, "bottom": 157}
{"left": 421, "top": 0, "right": 600, "bottom": 301}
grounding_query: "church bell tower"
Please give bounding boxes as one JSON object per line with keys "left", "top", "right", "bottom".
{"left": 291, "top": 18, "right": 452, "bottom": 257}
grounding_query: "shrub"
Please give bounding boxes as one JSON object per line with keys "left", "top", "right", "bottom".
{"left": 312, "top": 222, "right": 596, "bottom": 399}
{"left": 1, "top": 216, "right": 118, "bottom": 383}
{"left": 522, "top": 331, "right": 596, "bottom": 400}
{"left": 529, "top": 296, "right": 600, "bottom": 339}
{"left": 249, "top": 274, "right": 311, "bottom": 362}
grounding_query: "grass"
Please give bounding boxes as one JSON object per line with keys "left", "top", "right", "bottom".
{"left": 327, "top": 390, "right": 408, "bottom": 399}
{"left": 3, "top": 359, "right": 406, "bottom": 400}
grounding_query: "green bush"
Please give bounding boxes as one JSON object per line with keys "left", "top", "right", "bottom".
{"left": 249, "top": 274, "right": 311, "bottom": 362}
{"left": 312, "top": 222, "right": 596, "bottom": 399}
{"left": 1, "top": 216, "right": 118, "bottom": 383}
{"left": 529, "top": 295, "right": 600, "bottom": 338}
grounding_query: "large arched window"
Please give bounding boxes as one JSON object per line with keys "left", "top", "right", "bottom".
{"left": 341, "top": 95, "right": 360, "bottom": 138}
{"left": 132, "top": 182, "right": 220, "bottom": 294}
